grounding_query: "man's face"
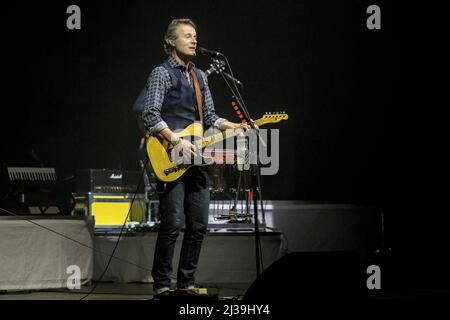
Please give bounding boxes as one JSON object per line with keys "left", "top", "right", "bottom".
{"left": 171, "top": 24, "right": 197, "bottom": 58}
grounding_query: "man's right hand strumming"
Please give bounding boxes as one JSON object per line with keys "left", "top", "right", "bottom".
{"left": 158, "top": 128, "right": 197, "bottom": 163}
{"left": 172, "top": 135, "right": 197, "bottom": 159}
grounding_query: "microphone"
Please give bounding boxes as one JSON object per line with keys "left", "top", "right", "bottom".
{"left": 196, "top": 46, "right": 223, "bottom": 57}
{"left": 223, "top": 72, "right": 244, "bottom": 88}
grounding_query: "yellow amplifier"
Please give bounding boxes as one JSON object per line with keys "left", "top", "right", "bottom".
{"left": 87, "top": 193, "right": 147, "bottom": 226}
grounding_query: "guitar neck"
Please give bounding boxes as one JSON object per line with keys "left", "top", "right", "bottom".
{"left": 200, "top": 113, "right": 288, "bottom": 149}
{"left": 201, "top": 121, "right": 266, "bottom": 148}
{"left": 201, "top": 129, "right": 239, "bottom": 149}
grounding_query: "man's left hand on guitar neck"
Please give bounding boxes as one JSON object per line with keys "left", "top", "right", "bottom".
{"left": 218, "top": 119, "right": 259, "bottom": 132}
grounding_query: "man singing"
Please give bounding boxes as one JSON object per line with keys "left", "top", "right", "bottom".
{"left": 142, "top": 18, "right": 248, "bottom": 298}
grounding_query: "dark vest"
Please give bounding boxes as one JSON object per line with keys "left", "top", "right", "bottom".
{"left": 160, "top": 61, "right": 205, "bottom": 131}
{"left": 133, "top": 61, "right": 205, "bottom": 132}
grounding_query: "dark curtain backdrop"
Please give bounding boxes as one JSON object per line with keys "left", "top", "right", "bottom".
{"left": 1, "top": 0, "right": 390, "bottom": 204}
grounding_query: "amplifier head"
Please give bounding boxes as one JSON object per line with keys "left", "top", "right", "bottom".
{"left": 75, "top": 169, "right": 144, "bottom": 194}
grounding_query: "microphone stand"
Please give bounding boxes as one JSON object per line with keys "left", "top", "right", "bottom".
{"left": 210, "top": 56, "right": 265, "bottom": 277}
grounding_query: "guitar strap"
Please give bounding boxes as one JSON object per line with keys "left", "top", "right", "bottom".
{"left": 190, "top": 68, "right": 204, "bottom": 123}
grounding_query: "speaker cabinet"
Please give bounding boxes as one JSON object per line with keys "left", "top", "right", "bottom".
{"left": 88, "top": 193, "right": 147, "bottom": 226}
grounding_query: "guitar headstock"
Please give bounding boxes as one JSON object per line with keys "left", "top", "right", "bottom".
{"left": 254, "top": 112, "right": 289, "bottom": 126}
{"left": 210, "top": 59, "right": 226, "bottom": 74}
{"left": 204, "top": 59, "right": 226, "bottom": 78}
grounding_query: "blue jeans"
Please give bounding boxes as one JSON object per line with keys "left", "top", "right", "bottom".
{"left": 152, "top": 167, "right": 210, "bottom": 289}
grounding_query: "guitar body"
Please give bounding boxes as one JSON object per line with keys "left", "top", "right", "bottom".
{"left": 146, "top": 122, "right": 204, "bottom": 183}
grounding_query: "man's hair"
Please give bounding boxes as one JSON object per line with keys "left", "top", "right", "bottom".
{"left": 163, "top": 18, "right": 197, "bottom": 55}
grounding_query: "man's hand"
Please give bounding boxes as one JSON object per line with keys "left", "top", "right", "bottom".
{"left": 172, "top": 135, "right": 197, "bottom": 164}
{"left": 231, "top": 120, "right": 259, "bottom": 132}
{"left": 249, "top": 119, "right": 260, "bottom": 132}
{"left": 219, "top": 119, "right": 259, "bottom": 132}
{"left": 232, "top": 122, "right": 249, "bottom": 131}
{"left": 178, "top": 138, "right": 197, "bottom": 156}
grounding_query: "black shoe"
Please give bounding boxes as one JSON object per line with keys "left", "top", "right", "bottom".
{"left": 153, "top": 287, "right": 171, "bottom": 300}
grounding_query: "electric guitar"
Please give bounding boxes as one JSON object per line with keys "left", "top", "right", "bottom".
{"left": 146, "top": 112, "right": 289, "bottom": 182}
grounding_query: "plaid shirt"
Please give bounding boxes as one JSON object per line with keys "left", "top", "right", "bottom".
{"left": 142, "top": 56, "right": 226, "bottom": 135}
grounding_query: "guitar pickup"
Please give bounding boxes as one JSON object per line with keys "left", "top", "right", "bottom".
{"left": 164, "top": 166, "right": 180, "bottom": 175}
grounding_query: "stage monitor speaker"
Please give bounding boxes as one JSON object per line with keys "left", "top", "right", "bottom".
{"left": 244, "top": 251, "right": 365, "bottom": 305}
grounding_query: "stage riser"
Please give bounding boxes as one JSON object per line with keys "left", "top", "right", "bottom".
{"left": 93, "top": 233, "right": 283, "bottom": 284}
